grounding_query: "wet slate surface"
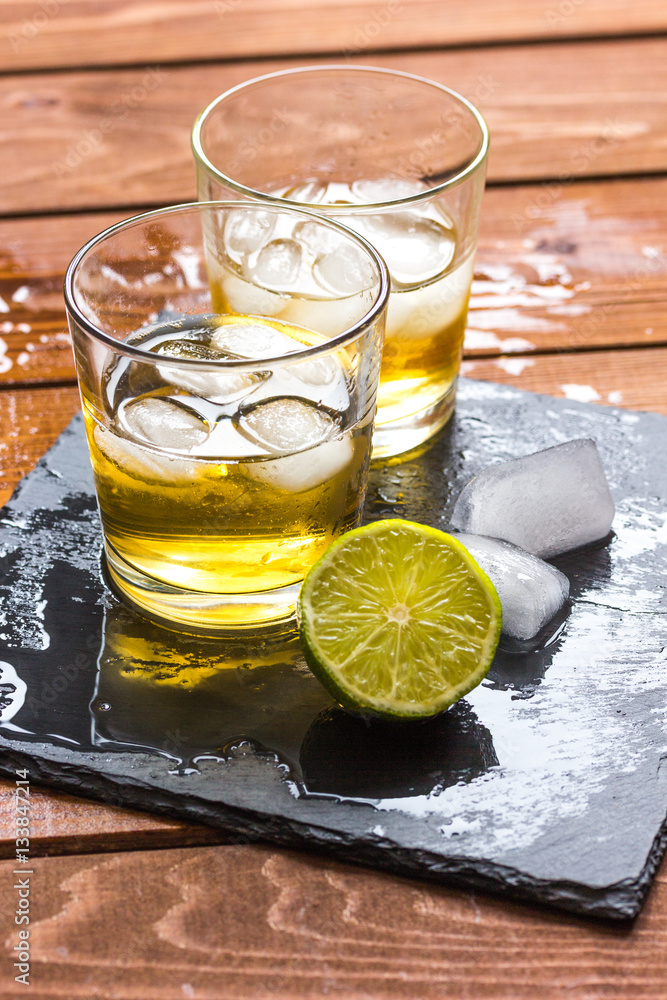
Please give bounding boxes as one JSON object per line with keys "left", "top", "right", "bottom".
{"left": 1, "top": 378, "right": 666, "bottom": 920}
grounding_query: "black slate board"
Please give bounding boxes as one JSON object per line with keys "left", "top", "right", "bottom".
{"left": 1, "top": 378, "right": 666, "bottom": 921}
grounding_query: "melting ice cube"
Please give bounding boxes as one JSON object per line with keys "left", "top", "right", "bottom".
{"left": 219, "top": 272, "right": 287, "bottom": 316}
{"left": 245, "top": 238, "right": 302, "bottom": 290}
{"left": 224, "top": 208, "right": 275, "bottom": 259}
{"left": 155, "top": 338, "right": 266, "bottom": 403}
{"left": 237, "top": 397, "right": 334, "bottom": 455}
{"left": 119, "top": 396, "right": 210, "bottom": 450}
{"left": 281, "top": 180, "right": 329, "bottom": 204}
{"left": 282, "top": 352, "right": 350, "bottom": 412}
{"left": 210, "top": 322, "right": 301, "bottom": 359}
{"left": 283, "top": 295, "right": 368, "bottom": 341}
{"left": 358, "top": 211, "right": 455, "bottom": 285}
{"left": 450, "top": 439, "right": 615, "bottom": 558}
{"left": 292, "top": 219, "right": 346, "bottom": 256}
{"left": 452, "top": 532, "right": 570, "bottom": 641}
{"left": 212, "top": 321, "right": 350, "bottom": 412}
{"left": 238, "top": 397, "right": 352, "bottom": 492}
{"left": 313, "top": 243, "right": 376, "bottom": 295}
{"left": 350, "top": 178, "right": 427, "bottom": 203}
{"left": 94, "top": 423, "right": 199, "bottom": 484}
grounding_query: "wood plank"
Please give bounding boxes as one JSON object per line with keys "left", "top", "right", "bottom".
{"left": 3, "top": 0, "right": 667, "bottom": 73}
{"left": 1, "top": 177, "right": 666, "bottom": 388}
{"left": 462, "top": 345, "right": 667, "bottom": 414}
{"left": 470, "top": 176, "right": 667, "bottom": 357}
{"left": 0, "top": 384, "right": 80, "bottom": 506}
{"left": 2, "top": 38, "right": 667, "bottom": 215}
{"left": 1, "top": 843, "right": 666, "bottom": 999}
{"left": 0, "top": 778, "right": 224, "bottom": 857}
{"left": 0, "top": 210, "right": 125, "bottom": 387}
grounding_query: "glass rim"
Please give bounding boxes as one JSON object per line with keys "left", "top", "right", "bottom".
{"left": 64, "top": 200, "right": 390, "bottom": 370}
{"left": 191, "top": 64, "right": 490, "bottom": 212}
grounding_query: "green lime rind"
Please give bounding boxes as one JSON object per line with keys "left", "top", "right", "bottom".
{"left": 298, "top": 519, "right": 502, "bottom": 720}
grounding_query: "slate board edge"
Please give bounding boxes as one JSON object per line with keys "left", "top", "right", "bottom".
{"left": 0, "top": 737, "right": 646, "bottom": 921}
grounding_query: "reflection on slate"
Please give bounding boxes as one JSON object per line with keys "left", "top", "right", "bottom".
{"left": 1, "top": 379, "right": 667, "bottom": 922}
{"left": 91, "top": 602, "right": 333, "bottom": 778}
{"left": 300, "top": 703, "right": 497, "bottom": 799}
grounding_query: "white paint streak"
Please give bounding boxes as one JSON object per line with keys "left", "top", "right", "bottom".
{"left": 559, "top": 383, "right": 601, "bottom": 403}
{"left": 0, "top": 338, "right": 12, "bottom": 374}
{"left": 464, "top": 330, "right": 536, "bottom": 353}
{"left": 495, "top": 357, "right": 535, "bottom": 376}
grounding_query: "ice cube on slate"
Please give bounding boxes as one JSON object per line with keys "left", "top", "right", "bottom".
{"left": 451, "top": 533, "right": 570, "bottom": 641}
{"left": 450, "top": 438, "right": 615, "bottom": 558}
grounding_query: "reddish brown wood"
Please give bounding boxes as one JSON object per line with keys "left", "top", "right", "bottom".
{"left": 2, "top": 39, "right": 667, "bottom": 214}
{"left": 462, "top": 345, "right": 667, "bottom": 414}
{"left": 1, "top": 9, "right": 667, "bottom": 990}
{"left": 1, "top": 178, "right": 666, "bottom": 389}
{"left": 0, "top": 385, "right": 80, "bottom": 506}
{"left": 0, "top": 779, "right": 224, "bottom": 858}
{"left": 0, "top": 843, "right": 666, "bottom": 999}
{"left": 472, "top": 177, "right": 667, "bottom": 358}
{"left": 0, "top": 210, "right": 125, "bottom": 387}
{"left": 3, "top": 0, "right": 667, "bottom": 73}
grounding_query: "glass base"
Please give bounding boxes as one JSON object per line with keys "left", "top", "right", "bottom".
{"left": 104, "top": 544, "right": 300, "bottom": 635}
{"left": 371, "top": 378, "right": 458, "bottom": 462}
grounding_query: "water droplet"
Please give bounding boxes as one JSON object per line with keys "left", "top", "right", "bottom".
{"left": 226, "top": 740, "right": 256, "bottom": 758}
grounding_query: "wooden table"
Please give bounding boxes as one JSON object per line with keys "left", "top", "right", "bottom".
{"left": 2, "top": 2, "right": 667, "bottom": 996}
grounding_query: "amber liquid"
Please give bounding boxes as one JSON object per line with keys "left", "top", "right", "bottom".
{"left": 265, "top": 179, "right": 475, "bottom": 439}
{"left": 83, "top": 315, "right": 371, "bottom": 628}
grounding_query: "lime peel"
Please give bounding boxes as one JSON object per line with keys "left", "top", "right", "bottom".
{"left": 298, "top": 519, "right": 502, "bottom": 719}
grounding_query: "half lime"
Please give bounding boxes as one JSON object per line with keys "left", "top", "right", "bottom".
{"left": 298, "top": 519, "right": 502, "bottom": 719}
